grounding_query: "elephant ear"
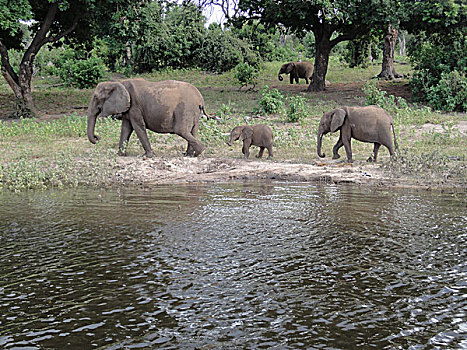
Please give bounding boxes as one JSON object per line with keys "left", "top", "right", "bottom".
{"left": 330, "top": 108, "right": 346, "bottom": 133}
{"left": 286, "top": 62, "right": 295, "bottom": 73}
{"left": 100, "top": 82, "right": 131, "bottom": 117}
{"left": 240, "top": 127, "right": 254, "bottom": 141}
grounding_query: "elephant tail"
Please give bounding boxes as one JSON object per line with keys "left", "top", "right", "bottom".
{"left": 199, "top": 105, "right": 221, "bottom": 122}
{"left": 392, "top": 123, "right": 399, "bottom": 150}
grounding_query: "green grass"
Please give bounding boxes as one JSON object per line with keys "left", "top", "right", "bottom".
{"left": 0, "top": 60, "right": 466, "bottom": 191}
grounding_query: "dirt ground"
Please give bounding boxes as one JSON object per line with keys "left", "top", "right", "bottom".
{"left": 114, "top": 156, "right": 400, "bottom": 187}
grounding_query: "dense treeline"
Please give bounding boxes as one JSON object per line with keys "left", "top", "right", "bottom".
{"left": 0, "top": 0, "right": 466, "bottom": 113}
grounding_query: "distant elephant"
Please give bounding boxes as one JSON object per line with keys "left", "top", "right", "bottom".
{"left": 87, "top": 78, "right": 213, "bottom": 158}
{"left": 278, "top": 61, "right": 314, "bottom": 84}
{"left": 317, "top": 105, "right": 398, "bottom": 163}
{"left": 227, "top": 124, "right": 274, "bottom": 159}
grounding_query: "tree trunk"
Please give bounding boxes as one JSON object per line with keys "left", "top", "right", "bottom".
{"left": 0, "top": 44, "right": 36, "bottom": 117}
{"left": 398, "top": 31, "right": 406, "bottom": 56}
{"left": 377, "top": 24, "right": 403, "bottom": 80}
{"left": 0, "top": 2, "right": 78, "bottom": 117}
{"left": 307, "top": 26, "right": 333, "bottom": 92}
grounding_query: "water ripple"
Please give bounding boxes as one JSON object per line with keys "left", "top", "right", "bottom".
{"left": 0, "top": 184, "right": 465, "bottom": 349}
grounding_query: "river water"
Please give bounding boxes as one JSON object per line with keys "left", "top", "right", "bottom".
{"left": 0, "top": 183, "right": 465, "bottom": 349}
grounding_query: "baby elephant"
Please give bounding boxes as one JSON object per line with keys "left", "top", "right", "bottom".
{"left": 227, "top": 124, "right": 274, "bottom": 159}
{"left": 278, "top": 61, "right": 314, "bottom": 84}
{"left": 317, "top": 105, "right": 398, "bottom": 163}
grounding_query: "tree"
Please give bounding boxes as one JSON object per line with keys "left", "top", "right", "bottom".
{"left": 196, "top": 0, "right": 241, "bottom": 22}
{"left": 402, "top": 0, "right": 467, "bottom": 111}
{"left": 0, "top": 0, "right": 130, "bottom": 117}
{"left": 237, "top": 0, "right": 398, "bottom": 92}
{"left": 377, "top": 23, "right": 403, "bottom": 80}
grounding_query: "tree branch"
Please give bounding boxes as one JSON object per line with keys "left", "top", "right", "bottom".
{"left": 41, "top": 16, "right": 80, "bottom": 46}
{"left": 0, "top": 40, "right": 19, "bottom": 85}
{"left": 21, "top": 2, "right": 59, "bottom": 66}
{"left": 330, "top": 33, "right": 357, "bottom": 47}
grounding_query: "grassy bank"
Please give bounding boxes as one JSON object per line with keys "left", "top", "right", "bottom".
{"left": 0, "top": 61, "right": 465, "bottom": 191}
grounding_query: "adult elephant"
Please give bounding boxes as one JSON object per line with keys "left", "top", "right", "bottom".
{"left": 87, "top": 78, "right": 212, "bottom": 158}
{"left": 317, "top": 105, "right": 398, "bottom": 163}
{"left": 278, "top": 61, "right": 314, "bottom": 84}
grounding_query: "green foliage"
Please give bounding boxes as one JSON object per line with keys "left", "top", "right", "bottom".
{"left": 343, "top": 35, "right": 378, "bottom": 68}
{"left": 363, "top": 81, "right": 407, "bottom": 111}
{"left": 286, "top": 96, "right": 308, "bottom": 123}
{"left": 362, "top": 82, "right": 435, "bottom": 126}
{"left": 58, "top": 54, "right": 107, "bottom": 88}
{"left": 47, "top": 45, "right": 107, "bottom": 88}
{"left": 258, "top": 86, "right": 284, "bottom": 115}
{"left": 134, "top": 2, "right": 206, "bottom": 72}
{"left": 234, "top": 62, "right": 259, "bottom": 89}
{"left": 198, "top": 24, "right": 259, "bottom": 73}
{"left": 407, "top": 18, "right": 467, "bottom": 111}
{"left": 0, "top": 0, "right": 31, "bottom": 49}
{"left": 425, "top": 70, "right": 467, "bottom": 112}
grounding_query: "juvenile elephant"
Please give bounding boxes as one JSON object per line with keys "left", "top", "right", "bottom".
{"left": 87, "top": 78, "right": 213, "bottom": 158}
{"left": 317, "top": 105, "right": 398, "bottom": 163}
{"left": 227, "top": 124, "right": 274, "bottom": 159}
{"left": 278, "top": 61, "right": 314, "bottom": 84}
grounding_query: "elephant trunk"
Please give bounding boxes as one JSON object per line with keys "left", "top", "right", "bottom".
{"left": 278, "top": 74, "right": 283, "bottom": 81}
{"left": 317, "top": 130, "right": 325, "bottom": 158}
{"left": 86, "top": 98, "right": 100, "bottom": 144}
{"left": 227, "top": 134, "right": 235, "bottom": 146}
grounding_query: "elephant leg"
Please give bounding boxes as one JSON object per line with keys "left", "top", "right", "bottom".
{"left": 342, "top": 140, "right": 353, "bottom": 162}
{"left": 305, "top": 77, "right": 309, "bottom": 84}
{"left": 130, "top": 113, "right": 155, "bottom": 158}
{"left": 383, "top": 140, "right": 395, "bottom": 159}
{"left": 118, "top": 119, "right": 134, "bottom": 156}
{"left": 176, "top": 123, "right": 205, "bottom": 157}
{"left": 256, "top": 147, "right": 265, "bottom": 159}
{"left": 289, "top": 75, "right": 294, "bottom": 84}
{"left": 295, "top": 76, "right": 299, "bottom": 84}
{"left": 178, "top": 132, "right": 205, "bottom": 157}
{"left": 266, "top": 146, "right": 274, "bottom": 159}
{"left": 332, "top": 136, "right": 344, "bottom": 159}
{"left": 367, "top": 143, "right": 381, "bottom": 162}
{"left": 242, "top": 140, "right": 252, "bottom": 159}
{"left": 185, "top": 123, "right": 200, "bottom": 157}
{"left": 340, "top": 126, "right": 353, "bottom": 162}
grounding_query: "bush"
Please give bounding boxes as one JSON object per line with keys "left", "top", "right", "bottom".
{"left": 234, "top": 62, "right": 259, "bottom": 89}
{"left": 426, "top": 70, "right": 467, "bottom": 112}
{"left": 197, "top": 24, "right": 259, "bottom": 73}
{"left": 258, "top": 86, "right": 284, "bottom": 115}
{"left": 132, "top": 2, "right": 205, "bottom": 72}
{"left": 48, "top": 45, "right": 107, "bottom": 88}
{"left": 286, "top": 96, "right": 308, "bottom": 123}
{"left": 57, "top": 54, "right": 107, "bottom": 88}
{"left": 408, "top": 29, "right": 467, "bottom": 112}
{"left": 363, "top": 81, "right": 408, "bottom": 112}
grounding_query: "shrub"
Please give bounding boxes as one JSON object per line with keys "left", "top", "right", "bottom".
{"left": 48, "top": 45, "right": 107, "bottom": 88}
{"left": 362, "top": 81, "right": 408, "bottom": 112}
{"left": 426, "top": 70, "right": 467, "bottom": 112}
{"left": 286, "top": 96, "right": 308, "bottom": 123}
{"left": 56, "top": 54, "right": 107, "bottom": 88}
{"left": 258, "top": 86, "right": 284, "bottom": 115}
{"left": 197, "top": 24, "right": 259, "bottom": 73}
{"left": 408, "top": 29, "right": 467, "bottom": 112}
{"left": 234, "top": 62, "right": 259, "bottom": 89}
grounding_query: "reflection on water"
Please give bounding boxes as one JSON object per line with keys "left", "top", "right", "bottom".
{"left": 0, "top": 184, "right": 466, "bottom": 349}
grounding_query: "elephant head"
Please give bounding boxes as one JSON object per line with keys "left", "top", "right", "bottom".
{"left": 278, "top": 62, "right": 295, "bottom": 81}
{"left": 86, "top": 82, "right": 131, "bottom": 144}
{"left": 317, "top": 108, "right": 346, "bottom": 158}
{"left": 227, "top": 126, "right": 253, "bottom": 146}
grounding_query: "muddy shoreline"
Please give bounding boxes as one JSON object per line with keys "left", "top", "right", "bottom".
{"left": 111, "top": 155, "right": 465, "bottom": 192}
